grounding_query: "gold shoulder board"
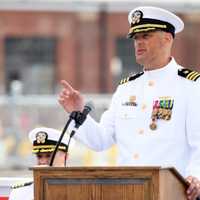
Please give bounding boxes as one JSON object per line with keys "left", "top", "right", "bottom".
{"left": 178, "top": 68, "right": 200, "bottom": 81}
{"left": 11, "top": 181, "right": 33, "bottom": 189}
{"left": 119, "top": 72, "right": 144, "bottom": 85}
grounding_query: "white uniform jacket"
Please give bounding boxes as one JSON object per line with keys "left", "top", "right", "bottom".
{"left": 9, "top": 182, "right": 33, "bottom": 200}
{"left": 74, "top": 57, "right": 200, "bottom": 179}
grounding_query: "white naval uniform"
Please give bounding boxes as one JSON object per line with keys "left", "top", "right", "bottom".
{"left": 9, "top": 182, "right": 33, "bottom": 200}
{"left": 73, "top": 57, "right": 200, "bottom": 179}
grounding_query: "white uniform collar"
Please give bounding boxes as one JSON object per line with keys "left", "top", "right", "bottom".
{"left": 143, "top": 57, "right": 178, "bottom": 78}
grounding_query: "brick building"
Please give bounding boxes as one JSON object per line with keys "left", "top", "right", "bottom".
{"left": 0, "top": 1, "right": 200, "bottom": 170}
{"left": 0, "top": 1, "right": 200, "bottom": 94}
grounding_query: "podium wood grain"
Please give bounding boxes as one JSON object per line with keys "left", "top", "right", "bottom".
{"left": 31, "top": 167, "right": 187, "bottom": 200}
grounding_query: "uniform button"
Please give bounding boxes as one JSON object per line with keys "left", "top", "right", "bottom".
{"left": 141, "top": 104, "right": 147, "bottom": 111}
{"left": 133, "top": 153, "right": 139, "bottom": 160}
{"left": 138, "top": 129, "right": 144, "bottom": 135}
{"left": 148, "top": 80, "right": 155, "bottom": 86}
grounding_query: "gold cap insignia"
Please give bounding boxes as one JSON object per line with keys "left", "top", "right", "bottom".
{"left": 36, "top": 131, "right": 48, "bottom": 144}
{"left": 131, "top": 10, "right": 143, "bottom": 25}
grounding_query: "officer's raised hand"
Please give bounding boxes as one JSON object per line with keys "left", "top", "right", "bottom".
{"left": 58, "top": 80, "right": 84, "bottom": 113}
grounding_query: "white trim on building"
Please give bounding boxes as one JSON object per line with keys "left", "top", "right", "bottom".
{"left": 0, "top": 1, "right": 199, "bottom": 13}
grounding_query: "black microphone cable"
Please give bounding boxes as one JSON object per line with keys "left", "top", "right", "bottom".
{"left": 49, "top": 102, "right": 93, "bottom": 166}
{"left": 49, "top": 114, "right": 74, "bottom": 166}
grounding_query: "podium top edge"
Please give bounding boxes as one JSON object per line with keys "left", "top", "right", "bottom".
{"left": 30, "top": 166, "right": 162, "bottom": 171}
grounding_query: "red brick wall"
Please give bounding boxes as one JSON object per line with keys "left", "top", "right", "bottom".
{"left": 0, "top": 10, "right": 199, "bottom": 94}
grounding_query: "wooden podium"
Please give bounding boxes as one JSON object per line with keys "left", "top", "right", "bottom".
{"left": 32, "top": 167, "right": 188, "bottom": 200}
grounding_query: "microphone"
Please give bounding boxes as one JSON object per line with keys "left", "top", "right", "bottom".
{"left": 75, "top": 102, "right": 93, "bottom": 128}
{"left": 82, "top": 102, "right": 93, "bottom": 117}
{"left": 49, "top": 102, "right": 93, "bottom": 166}
{"left": 70, "top": 102, "right": 93, "bottom": 138}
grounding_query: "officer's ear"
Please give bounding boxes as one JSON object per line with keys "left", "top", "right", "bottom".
{"left": 164, "top": 32, "right": 173, "bottom": 43}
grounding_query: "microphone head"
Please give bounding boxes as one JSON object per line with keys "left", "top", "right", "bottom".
{"left": 85, "top": 101, "right": 94, "bottom": 110}
{"left": 82, "top": 101, "right": 94, "bottom": 116}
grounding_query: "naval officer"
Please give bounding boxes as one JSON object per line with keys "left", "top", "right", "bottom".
{"left": 59, "top": 6, "right": 200, "bottom": 200}
{"left": 9, "top": 127, "right": 69, "bottom": 200}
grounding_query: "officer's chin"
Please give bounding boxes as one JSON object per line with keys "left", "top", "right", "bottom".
{"left": 135, "top": 56, "right": 145, "bottom": 66}
{"left": 34, "top": 164, "right": 49, "bottom": 167}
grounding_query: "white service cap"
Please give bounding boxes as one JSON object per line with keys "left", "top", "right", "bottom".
{"left": 29, "top": 127, "right": 69, "bottom": 153}
{"left": 127, "top": 6, "right": 184, "bottom": 38}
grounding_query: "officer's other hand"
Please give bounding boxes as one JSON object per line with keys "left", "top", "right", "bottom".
{"left": 186, "top": 176, "right": 200, "bottom": 200}
{"left": 58, "top": 80, "right": 84, "bottom": 113}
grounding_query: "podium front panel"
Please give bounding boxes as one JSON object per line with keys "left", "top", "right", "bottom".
{"left": 43, "top": 177, "right": 152, "bottom": 200}
{"left": 32, "top": 167, "right": 166, "bottom": 200}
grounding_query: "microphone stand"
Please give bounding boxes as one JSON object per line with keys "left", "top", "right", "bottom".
{"left": 49, "top": 110, "right": 88, "bottom": 166}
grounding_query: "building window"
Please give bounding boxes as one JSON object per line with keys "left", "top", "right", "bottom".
{"left": 113, "top": 37, "right": 141, "bottom": 86}
{"left": 5, "top": 37, "right": 56, "bottom": 95}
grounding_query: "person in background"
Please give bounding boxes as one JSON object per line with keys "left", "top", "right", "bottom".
{"left": 9, "top": 127, "right": 69, "bottom": 200}
{"left": 58, "top": 6, "right": 200, "bottom": 200}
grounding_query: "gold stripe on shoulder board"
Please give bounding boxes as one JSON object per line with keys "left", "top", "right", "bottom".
{"left": 120, "top": 77, "right": 130, "bottom": 85}
{"left": 186, "top": 71, "right": 199, "bottom": 80}
{"left": 119, "top": 72, "right": 144, "bottom": 85}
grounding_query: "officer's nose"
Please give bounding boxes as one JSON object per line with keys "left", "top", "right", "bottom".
{"left": 36, "top": 153, "right": 51, "bottom": 166}
{"left": 135, "top": 37, "right": 145, "bottom": 46}
{"left": 38, "top": 157, "right": 49, "bottom": 165}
